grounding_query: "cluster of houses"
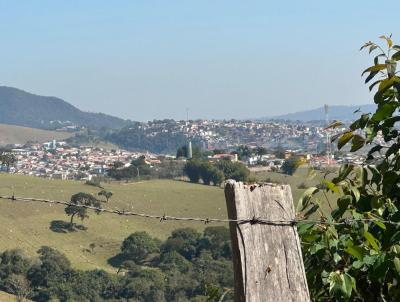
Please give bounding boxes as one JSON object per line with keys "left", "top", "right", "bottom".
{"left": 241, "top": 149, "right": 366, "bottom": 171}
{"left": 2, "top": 137, "right": 369, "bottom": 181}
{"left": 6, "top": 140, "right": 163, "bottom": 180}
{"left": 131, "top": 119, "right": 344, "bottom": 153}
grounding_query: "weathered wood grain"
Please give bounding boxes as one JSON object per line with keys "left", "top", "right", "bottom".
{"left": 224, "top": 180, "right": 310, "bottom": 302}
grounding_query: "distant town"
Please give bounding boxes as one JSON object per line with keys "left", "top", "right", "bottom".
{"left": 0, "top": 118, "right": 375, "bottom": 181}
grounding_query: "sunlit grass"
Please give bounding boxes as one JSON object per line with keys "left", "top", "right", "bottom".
{"left": 0, "top": 168, "right": 336, "bottom": 272}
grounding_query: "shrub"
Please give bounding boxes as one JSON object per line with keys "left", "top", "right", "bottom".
{"left": 161, "top": 228, "right": 201, "bottom": 260}
{"left": 183, "top": 160, "right": 202, "bottom": 183}
{"left": 297, "top": 182, "right": 307, "bottom": 189}
{"left": 121, "top": 232, "right": 159, "bottom": 263}
{"left": 281, "top": 156, "right": 302, "bottom": 175}
{"left": 215, "top": 159, "right": 250, "bottom": 182}
{"left": 85, "top": 177, "right": 103, "bottom": 188}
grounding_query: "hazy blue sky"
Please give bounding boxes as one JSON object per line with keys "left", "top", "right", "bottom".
{"left": 1, "top": 1, "right": 399, "bottom": 121}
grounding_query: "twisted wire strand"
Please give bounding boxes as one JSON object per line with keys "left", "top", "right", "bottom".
{"left": 0, "top": 194, "right": 399, "bottom": 226}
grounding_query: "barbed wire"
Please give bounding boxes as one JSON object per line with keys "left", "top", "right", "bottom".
{"left": 0, "top": 194, "right": 400, "bottom": 226}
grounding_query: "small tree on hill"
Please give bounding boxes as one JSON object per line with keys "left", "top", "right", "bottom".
{"left": 281, "top": 156, "right": 302, "bottom": 175}
{"left": 0, "top": 150, "right": 16, "bottom": 172}
{"left": 236, "top": 145, "right": 252, "bottom": 160}
{"left": 255, "top": 146, "right": 268, "bottom": 161}
{"left": 211, "top": 169, "right": 225, "bottom": 186}
{"left": 199, "top": 162, "right": 214, "bottom": 185}
{"left": 215, "top": 159, "right": 250, "bottom": 182}
{"left": 183, "top": 159, "right": 202, "bottom": 183}
{"left": 98, "top": 190, "right": 113, "bottom": 203}
{"left": 65, "top": 193, "right": 101, "bottom": 229}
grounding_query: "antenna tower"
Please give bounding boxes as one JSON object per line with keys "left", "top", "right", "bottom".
{"left": 324, "top": 104, "right": 332, "bottom": 165}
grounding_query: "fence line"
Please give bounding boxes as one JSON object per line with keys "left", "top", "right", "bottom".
{"left": 0, "top": 194, "right": 398, "bottom": 226}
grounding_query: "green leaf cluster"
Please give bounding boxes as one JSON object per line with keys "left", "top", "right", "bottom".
{"left": 299, "top": 36, "right": 400, "bottom": 301}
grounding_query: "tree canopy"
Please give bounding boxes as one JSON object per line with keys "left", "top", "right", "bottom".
{"left": 121, "top": 231, "right": 159, "bottom": 263}
{"left": 281, "top": 156, "right": 303, "bottom": 175}
{"left": 65, "top": 192, "right": 101, "bottom": 228}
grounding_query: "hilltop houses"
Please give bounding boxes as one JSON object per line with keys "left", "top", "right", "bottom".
{"left": 8, "top": 141, "right": 159, "bottom": 180}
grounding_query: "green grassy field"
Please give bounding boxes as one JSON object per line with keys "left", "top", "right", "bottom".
{"left": 252, "top": 167, "right": 315, "bottom": 200}
{"left": 253, "top": 167, "right": 337, "bottom": 213}
{"left": 0, "top": 175, "right": 227, "bottom": 272}
{"left": 0, "top": 123, "right": 73, "bottom": 145}
{"left": 0, "top": 168, "right": 334, "bottom": 273}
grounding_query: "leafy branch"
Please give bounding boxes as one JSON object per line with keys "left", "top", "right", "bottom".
{"left": 299, "top": 35, "right": 400, "bottom": 301}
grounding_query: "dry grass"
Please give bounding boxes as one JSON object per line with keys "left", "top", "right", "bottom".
{"left": 0, "top": 175, "right": 227, "bottom": 272}
{"left": 0, "top": 123, "right": 73, "bottom": 145}
{"left": 0, "top": 290, "right": 33, "bottom": 302}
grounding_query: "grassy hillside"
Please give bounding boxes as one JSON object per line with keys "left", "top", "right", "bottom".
{"left": 0, "top": 169, "right": 333, "bottom": 273}
{"left": 253, "top": 167, "right": 337, "bottom": 211}
{"left": 0, "top": 124, "right": 73, "bottom": 145}
{"left": 253, "top": 167, "right": 313, "bottom": 201}
{"left": 0, "top": 175, "right": 227, "bottom": 272}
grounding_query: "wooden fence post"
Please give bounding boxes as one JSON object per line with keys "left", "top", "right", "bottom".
{"left": 224, "top": 180, "right": 310, "bottom": 302}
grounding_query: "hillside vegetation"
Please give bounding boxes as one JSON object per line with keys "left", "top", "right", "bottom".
{"left": 0, "top": 123, "right": 73, "bottom": 146}
{"left": 0, "top": 86, "right": 130, "bottom": 129}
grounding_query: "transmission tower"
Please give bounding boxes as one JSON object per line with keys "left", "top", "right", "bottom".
{"left": 324, "top": 104, "right": 332, "bottom": 165}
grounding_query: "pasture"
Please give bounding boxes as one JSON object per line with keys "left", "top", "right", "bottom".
{"left": 0, "top": 168, "right": 333, "bottom": 272}
{"left": 0, "top": 175, "right": 227, "bottom": 271}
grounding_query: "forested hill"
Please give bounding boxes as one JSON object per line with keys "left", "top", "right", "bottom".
{"left": 103, "top": 124, "right": 199, "bottom": 154}
{"left": 0, "top": 86, "right": 131, "bottom": 129}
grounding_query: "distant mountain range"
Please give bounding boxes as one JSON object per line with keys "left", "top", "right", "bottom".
{"left": 0, "top": 86, "right": 131, "bottom": 130}
{"left": 262, "top": 104, "right": 376, "bottom": 122}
